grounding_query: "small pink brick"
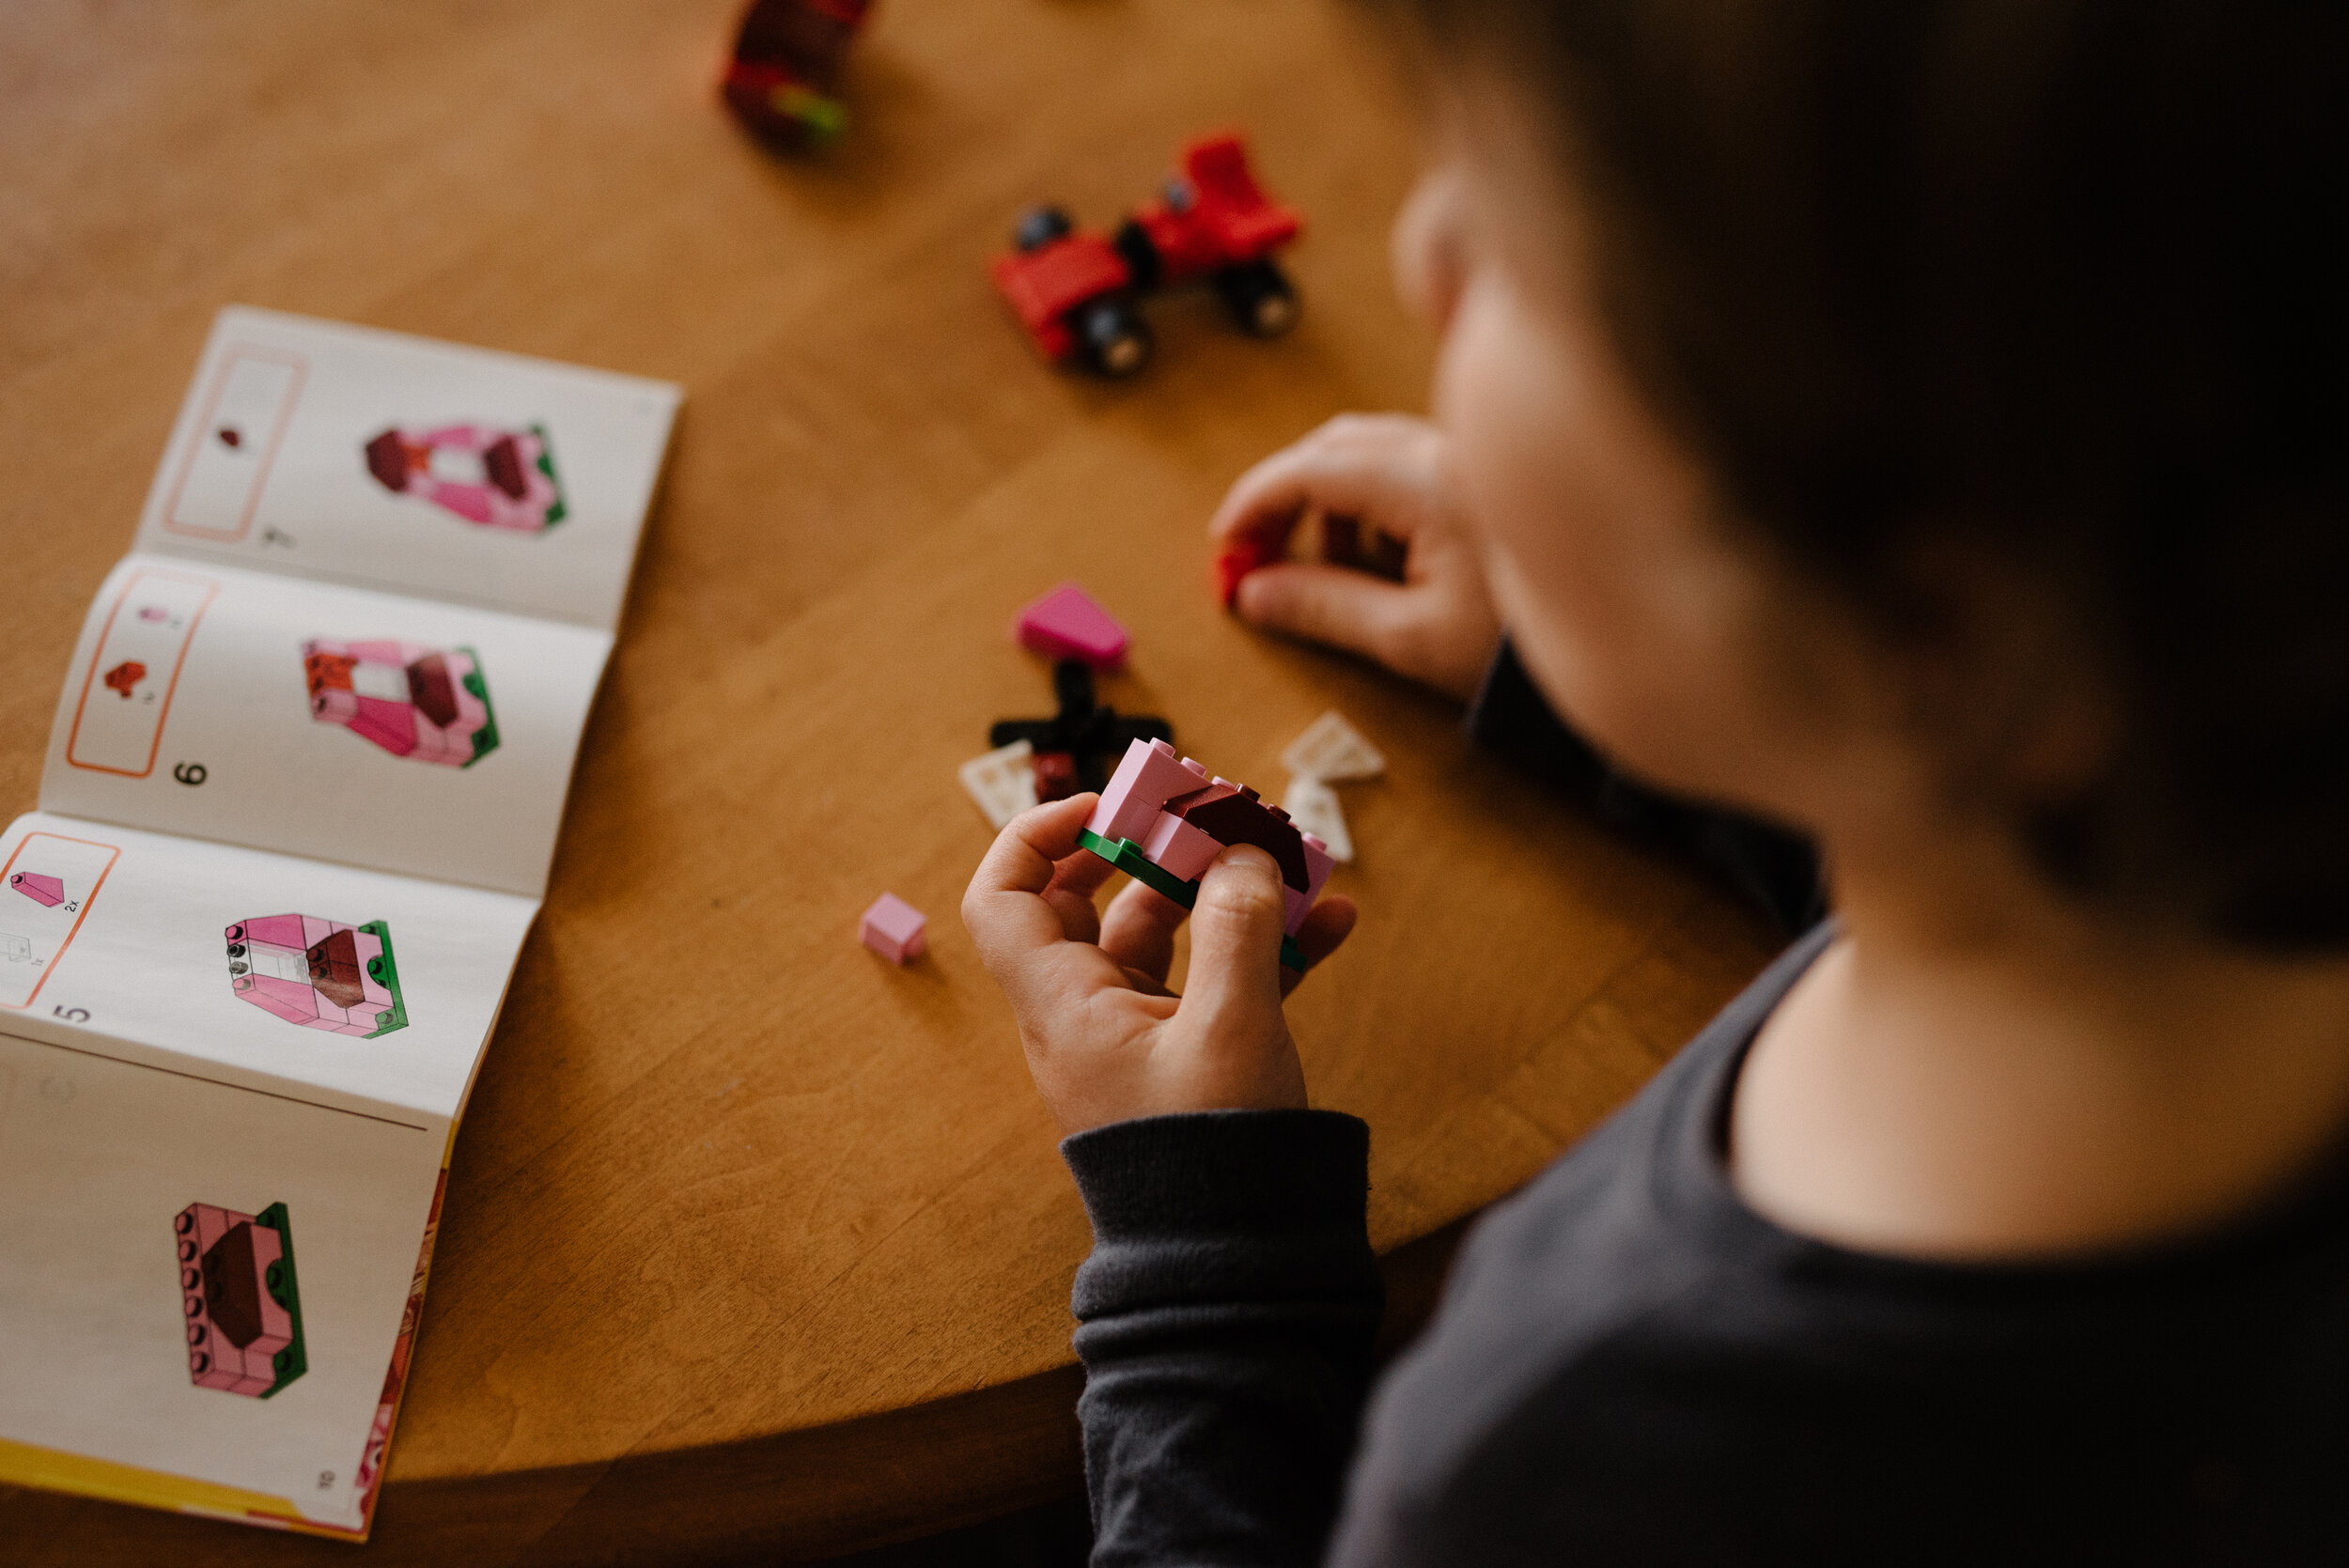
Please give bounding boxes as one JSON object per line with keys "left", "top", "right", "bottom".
{"left": 1014, "top": 582, "right": 1129, "bottom": 672}
{"left": 9, "top": 873, "right": 65, "bottom": 908}
{"left": 859, "top": 893, "right": 927, "bottom": 965}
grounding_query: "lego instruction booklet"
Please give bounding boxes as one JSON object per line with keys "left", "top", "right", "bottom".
{"left": 0, "top": 307, "right": 679, "bottom": 1537}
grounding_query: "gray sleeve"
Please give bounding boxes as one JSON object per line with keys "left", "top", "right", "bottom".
{"left": 1062, "top": 1110, "right": 1385, "bottom": 1567}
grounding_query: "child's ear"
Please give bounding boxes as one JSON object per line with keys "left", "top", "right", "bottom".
{"left": 1392, "top": 165, "right": 1469, "bottom": 336}
{"left": 1884, "top": 533, "right": 2122, "bottom": 810}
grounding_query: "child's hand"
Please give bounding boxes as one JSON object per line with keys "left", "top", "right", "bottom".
{"left": 963, "top": 795, "right": 1359, "bottom": 1138}
{"left": 1211, "top": 413, "right": 1502, "bottom": 703}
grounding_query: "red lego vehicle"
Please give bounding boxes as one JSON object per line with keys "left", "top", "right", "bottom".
{"left": 992, "top": 134, "right": 1303, "bottom": 377}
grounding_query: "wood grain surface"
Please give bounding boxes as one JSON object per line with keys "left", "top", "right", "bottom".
{"left": 0, "top": 1, "right": 1779, "bottom": 1560}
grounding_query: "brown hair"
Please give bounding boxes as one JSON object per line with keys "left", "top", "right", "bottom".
{"left": 1391, "top": 0, "right": 2349, "bottom": 948}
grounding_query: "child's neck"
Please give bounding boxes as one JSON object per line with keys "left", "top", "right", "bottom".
{"left": 1730, "top": 827, "right": 2349, "bottom": 1262}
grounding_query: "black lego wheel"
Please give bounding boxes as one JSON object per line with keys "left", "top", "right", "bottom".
{"left": 1077, "top": 297, "right": 1154, "bottom": 378}
{"left": 1213, "top": 257, "right": 1299, "bottom": 337}
{"left": 1014, "top": 205, "right": 1075, "bottom": 253}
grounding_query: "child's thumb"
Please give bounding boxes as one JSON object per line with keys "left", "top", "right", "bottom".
{"left": 1181, "top": 843, "right": 1291, "bottom": 1031}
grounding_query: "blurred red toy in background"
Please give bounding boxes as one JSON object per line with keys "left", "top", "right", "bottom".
{"left": 992, "top": 134, "right": 1303, "bottom": 378}
{"left": 721, "top": 0, "right": 873, "bottom": 150}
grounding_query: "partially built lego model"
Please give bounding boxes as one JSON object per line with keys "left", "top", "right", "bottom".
{"left": 225, "top": 914, "right": 409, "bottom": 1038}
{"left": 363, "top": 422, "right": 567, "bottom": 534}
{"left": 303, "top": 639, "right": 500, "bottom": 768}
{"left": 175, "top": 1200, "right": 307, "bottom": 1399}
{"left": 720, "top": 0, "right": 873, "bottom": 148}
{"left": 1081, "top": 737, "right": 1335, "bottom": 972}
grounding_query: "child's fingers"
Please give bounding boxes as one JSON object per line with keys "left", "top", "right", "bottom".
{"left": 1175, "top": 845, "right": 1291, "bottom": 1038}
{"left": 1206, "top": 413, "right": 1439, "bottom": 547}
{"left": 1098, "top": 875, "right": 1190, "bottom": 987}
{"left": 1278, "top": 893, "right": 1358, "bottom": 1000}
{"left": 1039, "top": 841, "right": 1118, "bottom": 944}
{"left": 962, "top": 794, "right": 1106, "bottom": 975}
{"left": 1232, "top": 560, "right": 1420, "bottom": 667}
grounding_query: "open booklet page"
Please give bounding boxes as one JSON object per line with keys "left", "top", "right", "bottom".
{"left": 0, "top": 811, "right": 537, "bottom": 1126}
{"left": 133, "top": 306, "right": 680, "bottom": 630}
{"left": 0, "top": 1025, "right": 444, "bottom": 1533}
{"left": 41, "top": 554, "right": 613, "bottom": 899}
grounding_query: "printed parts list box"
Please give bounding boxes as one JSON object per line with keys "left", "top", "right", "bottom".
{"left": 65, "top": 570, "right": 219, "bottom": 778}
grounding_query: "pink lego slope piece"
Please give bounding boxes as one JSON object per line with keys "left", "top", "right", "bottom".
{"left": 9, "top": 872, "right": 65, "bottom": 908}
{"left": 1088, "top": 737, "right": 1210, "bottom": 846}
{"left": 1015, "top": 582, "right": 1129, "bottom": 672}
{"left": 859, "top": 893, "right": 927, "bottom": 965}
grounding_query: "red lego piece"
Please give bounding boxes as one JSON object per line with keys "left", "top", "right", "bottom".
{"left": 1118, "top": 135, "right": 1302, "bottom": 300}
{"left": 1213, "top": 531, "right": 1288, "bottom": 608}
{"left": 1031, "top": 749, "right": 1080, "bottom": 802}
{"left": 990, "top": 218, "right": 1150, "bottom": 375}
{"left": 103, "top": 660, "right": 148, "bottom": 699}
{"left": 721, "top": 0, "right": 874, "bottom": 149}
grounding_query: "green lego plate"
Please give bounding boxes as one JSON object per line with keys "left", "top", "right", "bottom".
{"left": 457, "top": 645, "right": 501, "bottom": 767}
{"left": 531, "top": 422, "right": 568, "bottom": 530}
{"left": 1078, "top": 829, "right": 1311, "bottom": 971}
{"left": 359, "top": 920, "right": 409, "bottom": 1038}
{"left": 253, "top": 1202, "right": 309, "bottom": 1398}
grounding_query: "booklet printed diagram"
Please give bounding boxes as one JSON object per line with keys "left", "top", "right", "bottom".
{"left": 0, "top": 306, "right": 677, "bottom": 1540}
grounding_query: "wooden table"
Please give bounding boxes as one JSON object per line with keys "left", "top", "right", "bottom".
{"left": 0, "top": 1, "right": 1777, "bottom": 1560}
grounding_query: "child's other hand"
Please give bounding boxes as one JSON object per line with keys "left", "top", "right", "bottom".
{"left": 1210, "top": 413, "right": 1501, "bottom": 703}
{"left": 963, "top": 795, "right": 1359, "bottom": 1139}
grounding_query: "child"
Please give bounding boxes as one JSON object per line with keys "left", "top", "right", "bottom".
{"left": 963, "top": 1, "right": 2349, "bottom": 1560}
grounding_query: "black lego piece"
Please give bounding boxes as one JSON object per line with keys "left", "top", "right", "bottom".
{"left": 989, "top": 659, "right": 1172, "bottom": 795}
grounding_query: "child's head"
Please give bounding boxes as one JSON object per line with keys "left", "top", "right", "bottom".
{"left": 1381, "top": 0, "right": 2348, "bottom": 951}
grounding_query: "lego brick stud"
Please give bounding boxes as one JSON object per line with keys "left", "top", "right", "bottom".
{"left": 859, "top": 893, "right": 927, "bottom": 965}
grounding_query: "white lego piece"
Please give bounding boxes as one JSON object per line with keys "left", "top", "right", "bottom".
{"left": 1281, "top": 709, "right": 1385, "bottom": 783}
{"left": 959, "top": 739, "right": 1040, "bottom": 831}
{"left": 1282, "top": 774, "right": 1353, "bottom": 863}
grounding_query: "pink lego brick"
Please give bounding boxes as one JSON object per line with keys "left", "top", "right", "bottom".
{"left": 859, "top": 893, "right": 927, "bottom": 964}
{"left": 8, "top": 872, "right": 65, "bottom": 908}
{"left": 1141, "top": 811, "right": 1222, "bottom": 883}
{"left": 1087, "top": 738, "right": 1210, "bottom": 846}
{"left": 1015, "top": 582, "right": 1129, "bottom": 671}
